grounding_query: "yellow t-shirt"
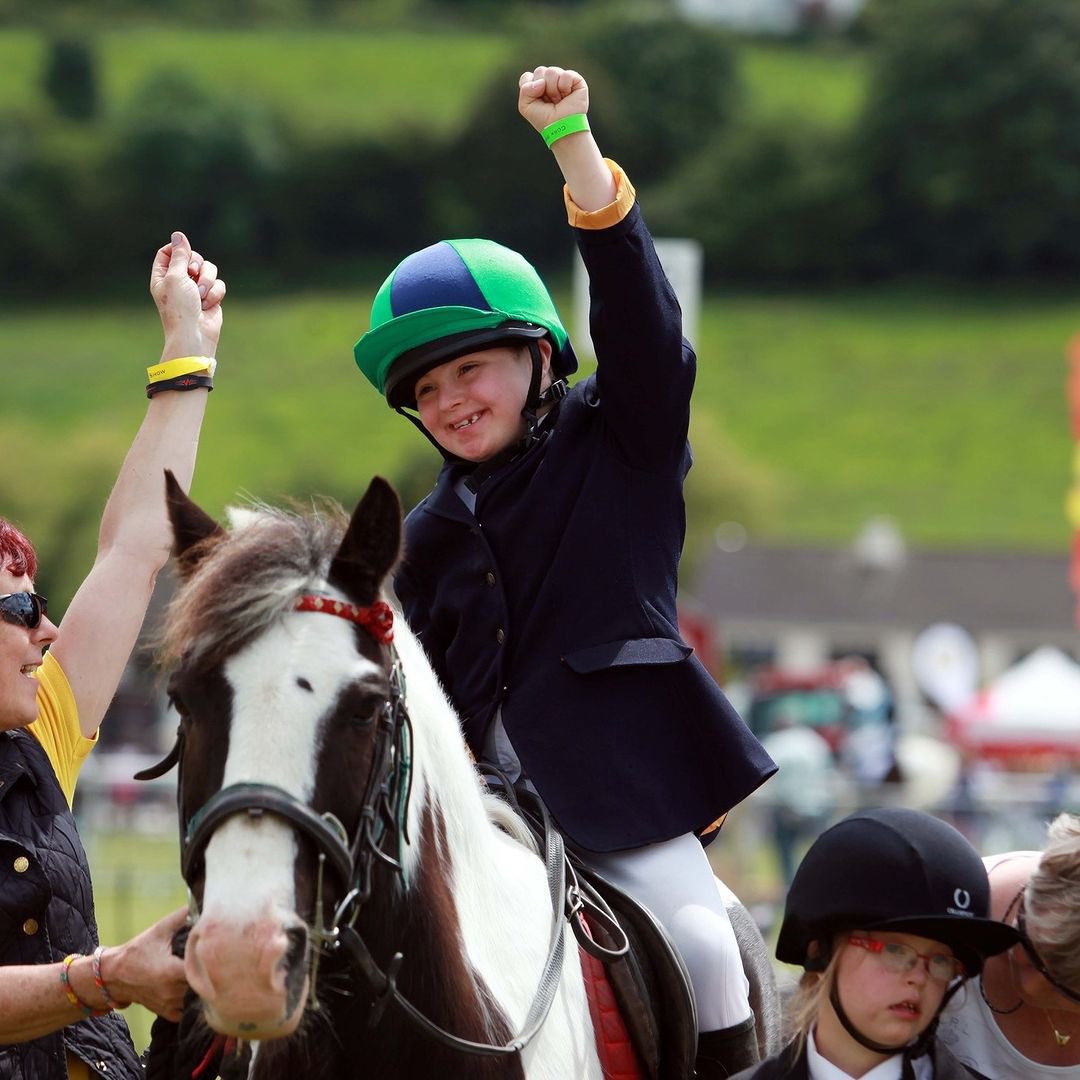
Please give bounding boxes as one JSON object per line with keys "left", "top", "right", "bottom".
{"left": 28, "top": 652, "right": 98, "bottom": 1080}
{"left": 28, "top": 652, "right": 97, "bottom": 806}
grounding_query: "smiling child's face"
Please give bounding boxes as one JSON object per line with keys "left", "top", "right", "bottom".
{"left": 414, "top": 341, "right": 552, "bottom": 463}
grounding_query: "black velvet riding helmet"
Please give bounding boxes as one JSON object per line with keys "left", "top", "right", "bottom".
{"left": 776, "top": 807, "right": 1020, "bottom": 976}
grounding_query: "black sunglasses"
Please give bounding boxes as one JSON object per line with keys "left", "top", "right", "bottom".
{"left": 0, "top": 592, "right": 49, "bottom": 630}
{"left": 1017, "top": 897, "right": 1080, "bottom": 1005}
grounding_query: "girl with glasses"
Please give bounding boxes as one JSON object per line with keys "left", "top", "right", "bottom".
{"left": 732, "top": 807, "right": 1019, "bottom": 1080}
{"left": 937, "top": 812, "right": 1080, "bottom": 1076}
{"left": 0, "top": 232, "right": 224, "bottom": 1079}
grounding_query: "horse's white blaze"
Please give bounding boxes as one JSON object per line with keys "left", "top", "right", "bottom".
{"left": 199, "top": 611, "right": 380, "bottom": 922}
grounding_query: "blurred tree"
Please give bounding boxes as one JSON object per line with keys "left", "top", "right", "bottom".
{"left": 103, "top": 71, "right": 286, "bottom": 270}
{"left": 577, "top": 13, "right": 740, "bottom": 185}
{"left": 0, "top": 424, "right": 125, "bottom": 616}
{"left": 434, "top": 12, "right": 739, "bottom": 269}
{"left": 854, "top": 0, "right": 1080, "bottom": 276}
{"left": 653, "top": 115, "right": 868, "bottom": 282}
{"left": 0, "top": 111, "right": 107, "bottom": 289}
{"left": 42, "top": 35, "right": 99, "bottom": 121}
{"left": 429, "top": 52, "right": 565, "bottom": 267}
{"left": 269, "top": 132, "right": 436, "bottom": 268}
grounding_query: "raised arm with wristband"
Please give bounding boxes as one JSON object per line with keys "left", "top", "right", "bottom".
{"left": 0, "top": 231, "right": 225, "bottom": 1079}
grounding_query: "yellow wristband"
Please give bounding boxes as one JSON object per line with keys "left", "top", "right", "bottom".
{"left": 146, "top": 356, "right": 217, "bottom": 384}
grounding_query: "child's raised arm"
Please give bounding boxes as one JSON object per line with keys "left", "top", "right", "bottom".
{"left": 518, "top": 66, "right": 616, "bottom": 211}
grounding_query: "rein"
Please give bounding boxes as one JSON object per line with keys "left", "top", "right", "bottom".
{"left": 336, "top": 798, "right": 572, "bottom": 1057}
{"left": 143, "top": 592, "right": 575, "bottom": 1060}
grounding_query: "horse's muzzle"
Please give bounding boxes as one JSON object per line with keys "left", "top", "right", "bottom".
{"left": 185, "top": 912, "right": 311, "bottom": 1039}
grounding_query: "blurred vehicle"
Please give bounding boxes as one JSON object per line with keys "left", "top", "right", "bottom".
{"left": 745, "top": 656, "right": 892, "bottom": 754}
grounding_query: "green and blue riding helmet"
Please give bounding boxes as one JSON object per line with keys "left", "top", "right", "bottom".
{"left": 354, "top": 239, "right": 577, "bottom": 455}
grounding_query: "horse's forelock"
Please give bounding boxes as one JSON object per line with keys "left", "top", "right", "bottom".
{"left": 224, "top": 505, "right": 267, "bottom": 532}
{"left": 160, "top": 501, "right": 351, "bottom": 673}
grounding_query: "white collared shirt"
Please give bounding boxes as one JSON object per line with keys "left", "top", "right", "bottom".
{"left": 807, "top": 1027, "right": 932, "bottom": 1080}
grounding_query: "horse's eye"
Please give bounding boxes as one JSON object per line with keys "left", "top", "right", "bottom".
{"left": 347, "top": 691, "right": 382, "bottom": 727}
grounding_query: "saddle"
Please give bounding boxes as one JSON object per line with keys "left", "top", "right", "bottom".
{"left": 491, "top": 779, "right": 698, "bottom": 1080}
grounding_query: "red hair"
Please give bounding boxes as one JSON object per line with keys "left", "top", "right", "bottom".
{"left": 0, "top": 518, "right": 38, "bottom": 580}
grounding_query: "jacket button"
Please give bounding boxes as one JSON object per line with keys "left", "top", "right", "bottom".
{"left": 495, "top": 628, "right": 505, "bottom": 644}
{"left": 13, "top": 856, "right": 29, "bottom": 873}
{"left": 22, "top": 918, "right": 38, "bottom": 935}
{"left": 485, "top": 571, "right": 496, "bottom": 586}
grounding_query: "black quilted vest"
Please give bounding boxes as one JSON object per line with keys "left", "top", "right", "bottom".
{"left": 0, "top": 728, "right": 144, "bottom": 1079}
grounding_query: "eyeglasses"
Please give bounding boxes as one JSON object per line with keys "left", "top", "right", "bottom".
{"left": 848, "top": 936, "right": 963, "bottom": 984}
{"left": 1016, "top": 898, "right": 1080, "bottom": 1004}
{"left": 0, "top": 592, "right": 49, "bottom": 630}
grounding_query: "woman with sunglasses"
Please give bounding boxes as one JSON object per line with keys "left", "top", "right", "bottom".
{"left": 937, "top": 812, "right": 1080, "bottom": 1077}
{"left": 0, "top": 231, "right": 224, "bottom": 1079}
{"left": 732, "top": 807, "right": 1019, "bottom": 1080}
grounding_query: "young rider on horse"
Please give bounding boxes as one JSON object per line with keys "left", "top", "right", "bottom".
{"left": 353, "top": 65, "right": 777, "bottom": 1077}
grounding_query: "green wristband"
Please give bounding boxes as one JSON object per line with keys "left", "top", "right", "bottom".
{"left": 541, "top": 113, "right": 590, "bottom": 149}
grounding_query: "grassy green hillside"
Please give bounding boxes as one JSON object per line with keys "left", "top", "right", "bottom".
{"left": 0, "top": 28, "right": 864, "bottom": 137}
{"left": 5, "top": 279, "right": 1078, "bottom": 612}
{"left": 2, "top": 25, "right": 1076, "bottom": 607}
{"left": 0, "top": 26, "right": 510, "bottom": 136}
{"left": 697, "top": 283, "right": 1080, "bottom": 551}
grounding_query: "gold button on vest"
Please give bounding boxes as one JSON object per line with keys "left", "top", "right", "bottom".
{"left": 13, "top": 856, "right": 29, "bottom": 873}
{"left": 22, "top": 918, "right": 38, "bottom": 935}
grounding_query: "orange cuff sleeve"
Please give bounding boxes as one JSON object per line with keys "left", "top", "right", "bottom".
{"left": 563, "top": 159, "right": 637, "bottom": 230}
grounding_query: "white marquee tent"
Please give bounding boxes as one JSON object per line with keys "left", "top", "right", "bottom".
{"left": 946, "top": 646, "right": 1080, "bottom": 761}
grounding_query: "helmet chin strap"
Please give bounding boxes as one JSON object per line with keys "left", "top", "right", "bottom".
{"left": 828, "top": 975, "right": 962, "bottom": 1078}
{"left": 521, "top": 339, "right": 567, "bottom": 446}
{"left": 830, "top": 981, "right": 913, "bottom": 1056}
{"left": 395, "top": 406, "right": 457, "bottom": 462}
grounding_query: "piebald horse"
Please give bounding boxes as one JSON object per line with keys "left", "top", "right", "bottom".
{"left": 146, "top": 474, "right": 780, "bottom": 1079}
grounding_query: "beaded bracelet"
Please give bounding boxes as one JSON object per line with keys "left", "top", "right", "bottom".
{"left": 146, "top": 373, "right": 214, "bottom": 399}
{"left": 60, "top": 954, "right": 111, "bottom": 1017}
{"left": 92, "top": 947, "right": 119, "bottom": 1011}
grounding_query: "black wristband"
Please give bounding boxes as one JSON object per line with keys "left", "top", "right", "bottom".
{"left": 146, "top": 374, "right": 214, "bottom": 399}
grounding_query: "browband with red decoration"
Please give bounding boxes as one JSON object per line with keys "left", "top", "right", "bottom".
{"left": 295, "top": 595, "right": 395, "bottom": 644}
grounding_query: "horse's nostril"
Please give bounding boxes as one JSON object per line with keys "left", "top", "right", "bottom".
{"left": 285, "top": 924, "right": 308, "bottom": 967}
{"left": 283, "top": 925, "right": 309, "bottom": 1015}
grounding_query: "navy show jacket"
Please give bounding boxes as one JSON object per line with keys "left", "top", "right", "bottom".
{"left": 394, "top": 202, "right": 776, "bottom": 852}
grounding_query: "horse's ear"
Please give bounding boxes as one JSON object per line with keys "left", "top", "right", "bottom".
{"left": 165, "top": 469, "right": 225, "bottom": 579}
{"left": 329, "top": 477, "right": 402, "bottom": 601}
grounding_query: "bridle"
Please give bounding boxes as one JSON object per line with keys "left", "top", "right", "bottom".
{"left": 138, "top": 593, "right": 576, "bottom": 1059}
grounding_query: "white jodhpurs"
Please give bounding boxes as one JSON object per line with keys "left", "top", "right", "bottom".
{"left": 576, "top": 833, "right": 752, "bottom": 1033}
